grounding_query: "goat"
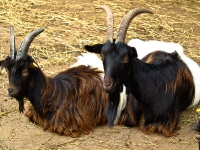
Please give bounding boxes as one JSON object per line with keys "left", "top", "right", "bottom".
{"left": 0, "top": 26, "right": 142, "bottom": 137}
{"left": 84, "top": 5, "right": 200, "bottom": 136}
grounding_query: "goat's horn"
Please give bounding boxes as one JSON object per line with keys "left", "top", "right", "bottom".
{"left": 16, "top": 28, "right": 45, "bottom": 61}
{"left": 10, "top": 26, "right": 16, "bottom": 59}
{"left": 116, "top": 8, "right": 153, "bottom": 43}
{"left": 96, "top": 5, "right": 114, "bottom": 43}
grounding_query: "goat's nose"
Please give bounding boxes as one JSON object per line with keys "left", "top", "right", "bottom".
{"left": 103, "top": 81, "right": 111, "bottom": 86}
{"left": 8, "top": 88, "right": 13, "bottom": 94}
{"left": 103, "top": 80, "right": 113, "bottom": 88}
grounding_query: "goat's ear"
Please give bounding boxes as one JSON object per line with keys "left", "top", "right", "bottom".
{"left": 129, "top": 46, "right": 138, "bottom": 57}
{"left": 29, "top": 62, "right": 39, "bottom": 70}
{"left": 84, "top": 44, "right": 103, "bottom": 54}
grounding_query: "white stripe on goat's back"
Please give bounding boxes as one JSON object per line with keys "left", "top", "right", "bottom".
{"left": 179, "top": 53, "right": 200, "bottom": 108}
{"left": 128, "top": 39, "right": 184, "bottom": 59}
{"left": 70, "top": 53, "right": 104, "bottom": 72}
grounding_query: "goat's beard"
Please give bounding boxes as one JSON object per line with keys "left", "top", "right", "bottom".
{"left": 16, "top": 96, "right": 25, "bottom": 113}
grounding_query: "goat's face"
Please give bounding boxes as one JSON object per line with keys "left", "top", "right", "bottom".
{"left": 0, "top": 56, "right": 35, "bottom": 112}
{"left": 87, "top": 5, "right": 153, "bottom": 93}
{"left": 0, "top": 26, "right": 44, "bottom": 113}
{"left": 85, "top": 40, "right": 137, "bottom": 93}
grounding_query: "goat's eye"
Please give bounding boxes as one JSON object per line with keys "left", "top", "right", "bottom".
{"left": 122, "top": 56, "right": 129, "bottom": 63}
{"left": 22, "top": 69, "right": 28, "bottom": 77}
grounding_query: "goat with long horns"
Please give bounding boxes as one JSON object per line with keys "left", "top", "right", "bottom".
{"left": 1, "top": 26, "right": 110, "bottom": 137}
{"left": 84, "top": 5, "right": 200, "bottom": 136}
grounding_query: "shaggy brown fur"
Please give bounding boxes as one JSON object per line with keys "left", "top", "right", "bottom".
{"left": 1, "top": 56, "right": 141, "bottom": 137}
{"left": 26, "top": 65, "right": 109, "bottom": 137}
{"left": 0, "top": 56, "right": 109, "bottom": 137}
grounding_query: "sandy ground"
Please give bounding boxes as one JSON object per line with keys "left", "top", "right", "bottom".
{"left": 0, "top": 0, "right": 200, "bottom": 149}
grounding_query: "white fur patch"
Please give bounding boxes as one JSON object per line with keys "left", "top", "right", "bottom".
{"left": 128, "top": 38, "right": 200, "bottom": 108}
{"left": 128, "top": 38, "right": 184, "bottom": 59}
{"left": 70, "top": 53, "right": 104, "bottom": 72}
{"left": 178, "top": 53, "right": 200, "bottom": 108}
{"left": 114, "top": 85, "right": 127, "bottom": 125}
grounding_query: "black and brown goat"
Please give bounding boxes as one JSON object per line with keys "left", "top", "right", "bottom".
{"left": 85, "top": 6, "right": 200, "bottom": 136}
{"left": 0, "top": 26, "right": 143, "bottom": 137}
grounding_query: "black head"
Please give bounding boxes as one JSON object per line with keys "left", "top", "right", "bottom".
{"left": 0, "top": 26, "right": 44, "bottom": 112}
{"left": 1, "top": 56, "right": 38, "bottom": 96}
{"left": 85, "top": 6, "right": 153, "bottom": 93}
{"left": 85, "top": 40, "right": 137, "bottom": 93}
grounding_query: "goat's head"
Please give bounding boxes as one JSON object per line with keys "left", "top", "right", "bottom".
{"left": 85, "top": 6, "right": 153, "bottom": 93}
{"left": 0, "top": 26, "right": 44, "bottom": 112}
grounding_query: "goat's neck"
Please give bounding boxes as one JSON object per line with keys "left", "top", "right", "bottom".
{"left": 129, "top": 58, "right": 153, "bottom": 100}
{"left": 131, "top": 57, "right": 152, "bottom": 78}
{"left": 26, "top": 68, "right": 47, "bottom": 114}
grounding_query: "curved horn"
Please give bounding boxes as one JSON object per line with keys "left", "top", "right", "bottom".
{"left": 10, "top": 26, "right": 16, "bottom": 59}
{"left": 116, "top": 8, "right": 153, "bottom": 43}
{"left": 96, "top": 5, "right": 114, "bottom": 43}
{"left": 16, "top": 28, "right": 45, "bottom": 61}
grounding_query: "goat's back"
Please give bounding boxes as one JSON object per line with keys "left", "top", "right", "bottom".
{"left": 129, "top": 39, "right": 200, "bottom": 108}
{"left": 25, "top": 65, "right": 108, "bottom": 137}
{"left": 133, "top": 51, "right": 195, "bottom": 112}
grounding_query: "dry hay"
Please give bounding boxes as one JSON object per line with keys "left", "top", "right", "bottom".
{"left": 0, "top": 0, "right": 200, "bottom": 149}
{"left": 0, "top": 0, "right": 199, "bottom": 66}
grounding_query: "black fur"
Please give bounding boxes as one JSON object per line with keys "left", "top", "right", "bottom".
{"left": 85, "top": 41, "right": 195, "bottom": 136}
{"left": 1, "top": 56, "right": 40, "bottom": 113}
{"left": 106, "top": 92, "right": 120, "bottom": 127}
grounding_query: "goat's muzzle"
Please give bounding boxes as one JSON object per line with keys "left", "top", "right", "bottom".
{"left": 103, "top": 79, "right": 116, "bottom": 93}
{"left": 8, "top": 88, "right": 13, "bottom": 94}
{"left": 7, "top": 86, "right": 20, "bottom": 97}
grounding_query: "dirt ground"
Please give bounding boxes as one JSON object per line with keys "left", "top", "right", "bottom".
{"left": 0, "top": 0, "right": 200, "bottom": 149}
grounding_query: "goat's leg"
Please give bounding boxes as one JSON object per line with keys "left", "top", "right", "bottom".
{"left": 118, "top": 94, "right": 142, "bottom": 127}
{"left": 156, "top": 109, "right": 180, "bottom": 136}
{"left": 24, "top": 104, "right": 44, "bottom": 127}
{"left": 139, "top": 113, "right": 156, "bottom": 134}
{"left": 139, "top": 110, "right": 180, "bottom": 137}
